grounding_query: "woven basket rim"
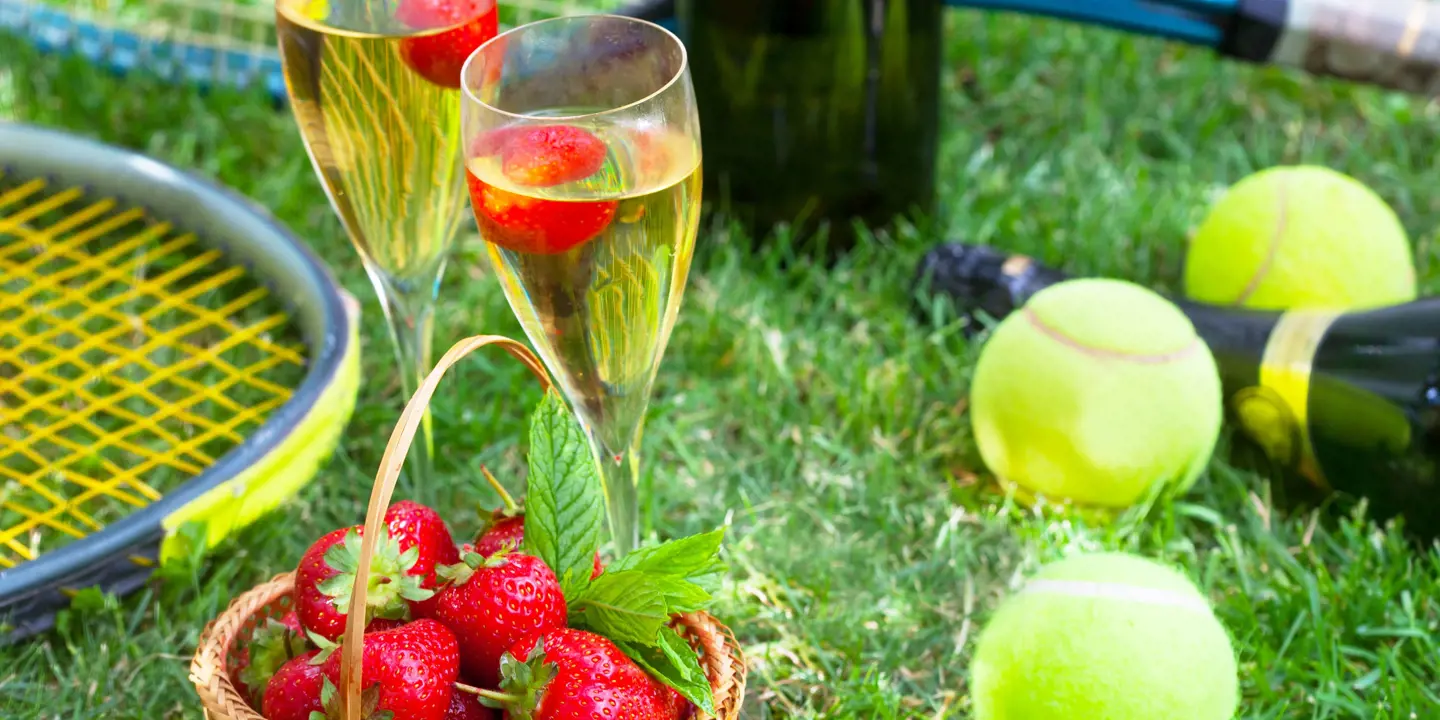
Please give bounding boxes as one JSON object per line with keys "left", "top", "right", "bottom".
{"left": 189, "top": 571, "right": 747, "bottom": 720}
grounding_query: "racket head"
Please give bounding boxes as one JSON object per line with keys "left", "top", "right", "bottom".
{"left": 0, "top": 122, "right": 360, "bottom": 641}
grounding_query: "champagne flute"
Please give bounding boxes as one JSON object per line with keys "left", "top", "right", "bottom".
{"left": 460, "top": 16, "right": 701, "bottom": 553}
{"left": 275, "top": 0, "right": 499, "bottom": 486}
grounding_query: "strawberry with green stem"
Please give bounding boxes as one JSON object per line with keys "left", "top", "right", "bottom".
{"left": 471, "top": 465, "right": 524, "bottom": 555}
{"left": 312, "top": 618, "right": 461, "bottom": 720}
{"left": 429, "top": 548, "right": 568, "bottom": 688}
{"left": 295, "top": 500, "right": 458, "bottom": 640}
{"left": 234, "top": 610, "right": 310, "bottom": 707}
{"left": 456, "top": 629, "right": 687, "bottom": 720}
{"left": 384, "top": 500, "right": 462, "bottom": 618}
{"left": 260, "top": 650, "right": 326, "bottom": 720}
{"left": 295, "top": 526, "right": 434, "bottom": 642}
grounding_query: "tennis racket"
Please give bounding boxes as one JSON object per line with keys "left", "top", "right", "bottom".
{"left": 0, "top": 122, "right": 361, "bottom": 642}
{"left": 5, "top": 0, "right": 1440, "bottom": 101}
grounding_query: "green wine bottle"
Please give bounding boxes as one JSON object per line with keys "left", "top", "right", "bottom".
{"left": 677, "top": 0, "right": 944, "bottom": 255}
{"left": 916, "top": 242, "right": 1440, "bottom": 540}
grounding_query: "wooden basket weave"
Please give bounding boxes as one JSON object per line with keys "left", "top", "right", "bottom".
{"left": 189, "top": 334, "right": 747, "bottom": 720}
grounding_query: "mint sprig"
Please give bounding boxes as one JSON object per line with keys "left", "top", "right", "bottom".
{"left": 567, "top": 527, "right": 725, "bottom": 712}
{"left": 518, "top": 393, "right": 724, "bottom": 714}
{"left": 616, "top": 628, "right": 716, "bottom": 716}
{"left": 567, "top": 571, "right": 707, "bottom": 643}
{"left": 522, "top": 391, "right": 607, "bottom": 599}
{"left": 606, "top": 527, "right": 727, "bottom": 593}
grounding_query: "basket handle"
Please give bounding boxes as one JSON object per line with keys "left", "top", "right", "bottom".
{"left": 337, "top": 334, "right": 553, "bottom": 720}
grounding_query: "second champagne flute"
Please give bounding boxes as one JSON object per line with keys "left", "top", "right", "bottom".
{"left": 276, "top": 0, "right": 499, "bottom": 487}
{"left": 460, "top": 15, "right": 701, "bottom": 553}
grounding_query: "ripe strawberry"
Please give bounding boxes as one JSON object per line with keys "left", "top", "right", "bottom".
{"left": 493, "top": 629, "right": 685, "bottom": 720}
{"left": 295, "top": 526, "right": 433, "bottom": 641}
{"left": 234, "top": 611, "right": 309, "bottom": 706}
{"left": 430, "top": 550, "right": 568, "bottom": 688}
{"left": 445, "top": 687, "right": 498, "bottom": 720}
{"left": 260, "top": 650, "right": 325, "bottom": 720}
{"left": 471, "top": 513, "right": 525, "bottom": 557}
{"left": 318, "top": 619, "right": 461, "bottom": 720}
{"left": 385, "top": 500, "right": 461, "bottom": 618}
{"left": 396, "top": 0, "right": 498, "bottom": 88}
{"left": 466, "top": 171, "right": 617, "bottom": 255}
{"left": 498, "top": 125, "right": 608, "bottom": 187}
{"left": 469, "top": 465, "right": 525, "bottom": 558}
{"left": 363, "top": 618, "right": 408, "bottom": 634}
{"left": 663, "top": 685, "right": 694, "bottom": 720}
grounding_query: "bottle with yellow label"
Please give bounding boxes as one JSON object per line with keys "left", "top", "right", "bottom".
{"left": 916, "top": 242, "right": 1440, "bottom": 539}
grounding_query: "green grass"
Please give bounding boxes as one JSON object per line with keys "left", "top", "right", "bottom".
{"left": 4, "top": 7, "right": 1440, "bottom": 719}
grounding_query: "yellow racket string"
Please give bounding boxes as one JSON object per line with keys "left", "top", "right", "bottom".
{"left": 0, "top": 172, "right": 307, "bottom": 569}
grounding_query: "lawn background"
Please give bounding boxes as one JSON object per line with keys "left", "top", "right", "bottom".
{"left": 2, "top": 4, "right": 1440, "bottom": 718}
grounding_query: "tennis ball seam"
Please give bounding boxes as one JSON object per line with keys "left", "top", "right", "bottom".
{"left": 1021, "top": 578, "right": 1214, "bottom": 616}
{"left": 1231, "top": 170, "right": 1290, "bottom": 305}
{"left": 1023, "top": 306, "right": 1201, "bottom": 363}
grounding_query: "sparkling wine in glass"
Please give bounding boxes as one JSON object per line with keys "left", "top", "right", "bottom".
{"left": 460, "top": 16, "right": 701, "bottom": 553}
{"left": 275, "top": 0, "right": 498, "bottom": 486}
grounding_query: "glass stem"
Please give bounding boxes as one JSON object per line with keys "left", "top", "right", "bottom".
{"left": 374, "top": 272, "right": 438, "bottom": 489}
{"left": 595, "top": 436, "right": 642, "bottom": 556}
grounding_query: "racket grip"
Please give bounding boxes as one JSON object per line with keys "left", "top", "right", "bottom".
{"left": 1225, "top": 0, "right": 1440, "bottom": 95}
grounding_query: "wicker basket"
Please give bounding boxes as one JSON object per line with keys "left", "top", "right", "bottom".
{"left": 189, "top": 334, "right": 747, "bottom": 720}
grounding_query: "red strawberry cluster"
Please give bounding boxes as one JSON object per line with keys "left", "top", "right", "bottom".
{"left": 466, "top": 124, "right": 619, "bottom": 255}
{"left": 234, "top": 393, "right": 725, "bottom": 720}
{"left": 235, "top": 498, "right": 692, "bottom": 720}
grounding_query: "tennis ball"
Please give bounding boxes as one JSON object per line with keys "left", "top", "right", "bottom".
{"left": 969, "top": 278, "right": 1222, "bottom": 510}
{"left": 1184, "top": 165, "right": 1416, "bottom": 311}
{"left": 971, "top": 552, "right": 1239, "bottom": 720}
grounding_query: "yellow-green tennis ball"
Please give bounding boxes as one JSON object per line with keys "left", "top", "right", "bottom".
{"left": 1184, "top": 165, "right": 1416, "bottom": 311}
{"left": 971, "top": 552, "right": 1239, "bottom": 720}
{"left": 970, "top": 278, "right": 1222, "bottom": 510}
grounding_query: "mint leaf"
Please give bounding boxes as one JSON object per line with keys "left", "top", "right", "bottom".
{"left": 615, "top": 628, "right": 716, "bottom": 715}
{"left": 569, "top": 570, "right": 707, "bottom": 643}
{"left": 522, "top": 391, "right": 606, "bottom": 600}
{"left": 655, "top": 576, "right": 713, "bottom": 615}
{"left": 570, "top": 530, "right": 724, "bottom": 643}
{"left": 609, "top": 528, "right": 727, "bottom": 592}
